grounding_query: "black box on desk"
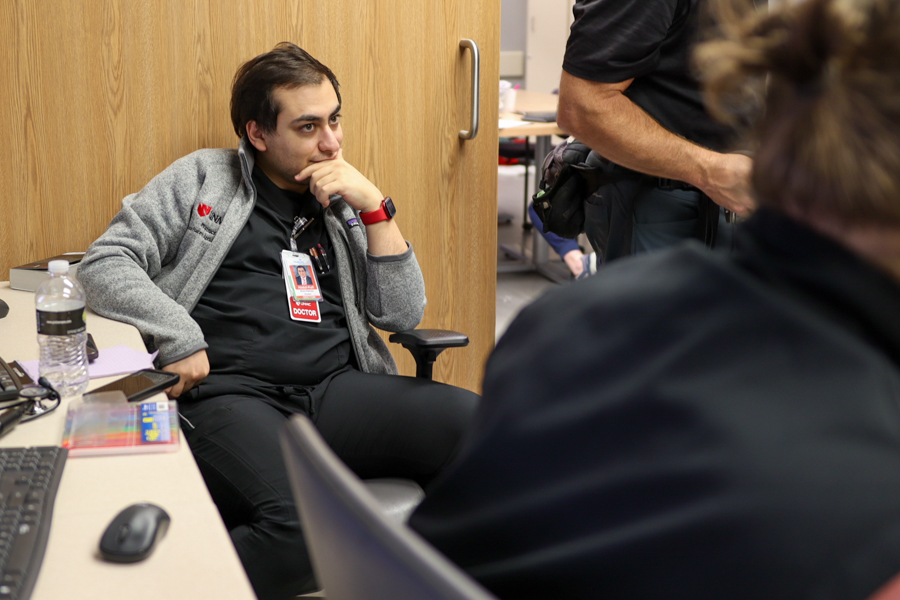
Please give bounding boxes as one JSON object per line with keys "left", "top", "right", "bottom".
{"left": 9, "top": 252, "right": 86, "bottom": 292}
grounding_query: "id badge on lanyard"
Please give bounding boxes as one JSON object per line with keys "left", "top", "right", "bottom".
{"left": 281, "top": 250, "right": 323, "bottom": 322}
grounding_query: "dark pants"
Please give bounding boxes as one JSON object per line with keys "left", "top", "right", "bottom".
{"left": 178, "top": 369, "right": 480, "bottom": 600}
{"left": 631, "top": 186, "right": 734, "bottom": 253}
{"left": 584, "top": 180, "right": 735, "bottom": 261}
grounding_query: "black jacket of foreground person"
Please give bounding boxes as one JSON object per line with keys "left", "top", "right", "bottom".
{"left": 411, "top": 209, "right": 900, "bottom": 600}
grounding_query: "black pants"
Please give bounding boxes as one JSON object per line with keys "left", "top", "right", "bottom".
{"left": 584, "top": 180, "right": 735, "bottom": 261}
{"left": 178, "top": 368, "right": 480, "bottom": 600}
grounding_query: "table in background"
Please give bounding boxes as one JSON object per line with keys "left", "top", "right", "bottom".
{"left": 498, "top": 90, "right": 569, "bottom": 283}
{"left": 0, "top": 283, "right": 255, "bottom": 600}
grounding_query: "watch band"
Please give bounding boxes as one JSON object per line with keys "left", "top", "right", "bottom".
{"left": 359, "top": 197, "right": 396, "bottom": 226}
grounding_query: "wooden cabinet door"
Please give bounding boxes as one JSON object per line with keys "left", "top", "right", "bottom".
{"left": 0, "top": 0, "right": 499, "bottom": 392}
{"left": 301, "top": 0, "right": 500, "bottom": 390}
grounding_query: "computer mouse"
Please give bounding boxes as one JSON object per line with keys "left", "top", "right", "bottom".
{"left": 99, "top": 503, "right": 170, "bottom": 563}
{"left": 0, "top": 299, "right": 8, "bottom": 319}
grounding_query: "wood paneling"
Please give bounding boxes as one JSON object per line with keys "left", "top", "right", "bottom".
{"left": 0, "top": 0, "right": 499, "bottom": 392}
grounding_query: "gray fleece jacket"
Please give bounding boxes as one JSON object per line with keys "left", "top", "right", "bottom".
{"left": 79, "top": 138, "right": 426, "bottom": 375}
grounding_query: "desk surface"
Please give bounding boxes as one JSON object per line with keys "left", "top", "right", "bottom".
{"left": 0, "top": 283, "right": 255, "bottom": 600}
{"left": 500, "top": 90, "right": 565, "bottom": 138}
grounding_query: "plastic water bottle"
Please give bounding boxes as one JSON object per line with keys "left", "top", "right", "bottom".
{"left": 35, "top": 260, "right": 89, "bottom": 397}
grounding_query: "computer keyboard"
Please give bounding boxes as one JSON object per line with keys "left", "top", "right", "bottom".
{"left": 0, "top": 446, "right": 67, "bottom": 600}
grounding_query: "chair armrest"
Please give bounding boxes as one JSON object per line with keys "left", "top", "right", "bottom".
{"left": 389, "top": 329, "right": 469, "bottom": 380}
{"left": 389, "top": 329, "right": 469, "bottom": 349}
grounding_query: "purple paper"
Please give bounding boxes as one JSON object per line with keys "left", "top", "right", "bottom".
{"left": 20, "top": 344, "right": 159, "bottom": 382}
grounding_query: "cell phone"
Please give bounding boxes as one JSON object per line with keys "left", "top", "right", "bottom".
{"left": 86, "top": 333, "right": 99, "bottom": 363}
{"left": 88, "top": 369, "right": 180, "bottom": 402}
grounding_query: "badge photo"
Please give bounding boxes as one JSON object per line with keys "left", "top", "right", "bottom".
{"left": 281, "top": 250, "right": 322, "bottom": 303}
{"left": 292, "top": 264, "right": 317, "bottom": 289}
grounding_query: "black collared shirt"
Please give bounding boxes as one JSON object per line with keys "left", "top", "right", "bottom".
{"left": 563, "top": 0, "right": 741, "bottom": 151}
{"left": 190, "top": 166, "right": 354, "bottom": 387}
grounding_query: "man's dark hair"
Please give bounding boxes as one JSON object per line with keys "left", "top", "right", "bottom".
{"left": 230, "top": 42, "right": 341, "bottom": 138}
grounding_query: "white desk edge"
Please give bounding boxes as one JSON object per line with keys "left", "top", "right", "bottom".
{"left": 0, "top": 282, "right": 255, "bottom": 600}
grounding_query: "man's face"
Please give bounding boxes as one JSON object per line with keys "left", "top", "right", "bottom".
{"left": 299, "top": 267, "right": 307, "bottom": 277}
{"left": 250, "top": 80, "right": 343, "bottom": 192}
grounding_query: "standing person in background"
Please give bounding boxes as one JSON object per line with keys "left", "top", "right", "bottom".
{"left": 557, "top": 0, "right": 758, "bottom": 261}
{"left": 412, "top": 0, "right": 900, "bottom": 598}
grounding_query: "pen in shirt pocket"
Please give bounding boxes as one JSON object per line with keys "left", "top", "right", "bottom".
{"left": 309, "top": 247, "right": 326, "bottom": 274}
{"left": 316, "top": 244, "right": 331, "bottom": 272}
{"left": 292, "top": 216, "right": 315, "bottom": 241}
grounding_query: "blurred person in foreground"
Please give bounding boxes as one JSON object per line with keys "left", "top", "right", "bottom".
{"left": 410, "top": 1, "right": 900, "bottom": 598}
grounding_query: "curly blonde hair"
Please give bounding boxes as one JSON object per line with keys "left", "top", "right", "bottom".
{"left": 696, "top": 0, "right": 900, "bottom": 226}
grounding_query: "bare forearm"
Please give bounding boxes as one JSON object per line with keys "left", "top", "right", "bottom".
{"left": 558, "top": 73, "right": 710, "bottom": 186}
{"left": 365, "top": 219, "right": 408, "bottom": 256}
{"left": 557, "top": 72, "right": 754, "bottom": 215}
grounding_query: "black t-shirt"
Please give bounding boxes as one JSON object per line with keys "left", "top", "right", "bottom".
{"left": 562, "top": 0, "right": 734, "bottom": 151}
{"left": 190, "top": 166, "right": 354, "bottom": 387}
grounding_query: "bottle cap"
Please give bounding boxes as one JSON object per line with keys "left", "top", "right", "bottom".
{"left": 48, "top": 260, "right": 69, "bottom": 274}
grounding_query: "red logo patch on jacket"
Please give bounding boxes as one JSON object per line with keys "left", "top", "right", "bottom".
{"left": 197, "top": 203, "right": 212, "bottom": 217}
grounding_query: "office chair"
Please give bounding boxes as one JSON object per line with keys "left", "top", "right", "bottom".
{"left": 389, "top": 328, "right": 469, "bottom": 380}
{"left": 281, "top": 414, "right": 498, "bottom": 600}
{"left": 338, "top": 328, "right": 468, "bottom": 520}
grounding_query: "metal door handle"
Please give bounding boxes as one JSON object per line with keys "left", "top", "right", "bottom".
{"left": 459, "top": 39, "right": 480, "bottom": 140}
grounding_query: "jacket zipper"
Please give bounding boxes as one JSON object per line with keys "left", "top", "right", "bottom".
{"left": 339, "top": 223, "right": 363, "bottom": 314}
{"left": 327, "top": 209, "right": 366, "bottom": 370}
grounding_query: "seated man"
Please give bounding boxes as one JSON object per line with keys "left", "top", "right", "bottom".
{"left": 410, "top": 1, "right": 900, "bottom": 598}
{"left": 79, "top": 43, "right": 479, "bottom": 600}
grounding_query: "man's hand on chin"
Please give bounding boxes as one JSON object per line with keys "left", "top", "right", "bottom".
{"left": 162, "top": 349, "right": 210, "bottom": 399}
{"left": 295, "top": 149, "right": 383, "bottom": 213}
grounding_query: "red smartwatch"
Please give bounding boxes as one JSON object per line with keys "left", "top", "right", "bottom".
{"left": 359, "top": 197, "right": 396, "bottom": 226}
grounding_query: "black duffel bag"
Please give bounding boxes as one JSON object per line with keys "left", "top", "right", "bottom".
{"left": 531, "top": 138, "right": 635, "bottom": 240}
{"left": 531, "top": 138, "right": 720, "bottom": 263}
